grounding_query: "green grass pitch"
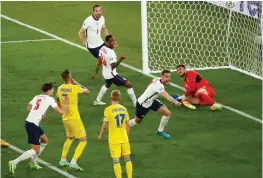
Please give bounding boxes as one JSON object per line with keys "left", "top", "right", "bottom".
{"left": 1, "top": 2, "right": 262, "bottom": 178}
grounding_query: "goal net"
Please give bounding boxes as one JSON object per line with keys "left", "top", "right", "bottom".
{"left": 142, "top": 1, "right": 263, "bottom": 80}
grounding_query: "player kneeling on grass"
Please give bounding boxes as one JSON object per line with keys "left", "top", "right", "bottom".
{"left": 174, "top": 64, "right": 222, "bottom": 111}
{"left": 98, "top": 90, "right": 133, "bottom": 178}
{"left": 129, "top": 70, "right": 181, "bottom": 139}
{"left": 9, "top": 83, "right": 68, "bottom": 174}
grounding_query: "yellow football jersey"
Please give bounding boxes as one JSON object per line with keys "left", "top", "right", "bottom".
{"left": 104, "top": 104, "right": 130, "bottom": 144}
{"left": 57, "top": 84, "right": 83, "bottom": 120}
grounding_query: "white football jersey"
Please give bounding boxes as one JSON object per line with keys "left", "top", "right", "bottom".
{"left": 99, "top": 46, "right": 118, "bottom": 79}
{"left": 82, "top": 15, "right": 105, "bottom": 48}
{"left": 138, "top": 78, "right": 165, "bottom": 108}
{"left": 26, "top": 94, "right": 58, "bottom": 126}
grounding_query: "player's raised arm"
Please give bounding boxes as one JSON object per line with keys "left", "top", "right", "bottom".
{"left": 111, "top": 54, "right": 125, "bottom": 70}
{"left": 160, "top": 90, "right": 181, "bottom": 106}
{"left": 71, "top": 78, "right": 89, "bottom": 94}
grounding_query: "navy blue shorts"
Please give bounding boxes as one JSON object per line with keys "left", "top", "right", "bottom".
{"left": 105, "top": 75, "right": 128, "bottom": 87}
{"left": 135, "top": 99, "right": 163, "bottom": 119}
{"left": 25, "top": 121, "right": 44, "bottom": 145}
{"left": 87, "top": 43, "right": 106, "bottom": 58}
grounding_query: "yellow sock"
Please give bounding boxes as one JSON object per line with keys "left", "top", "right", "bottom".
{"left": 61, "top": 138, "right": 73, "bottom": 159}
{"left": 73, "top": 141, "right": 87, "bottom": 161}
{"left": 113, "top": 160, "right": 122, "bottom": 178}
{"left": 125, "top": 158, "right": 133, "bottom": 178}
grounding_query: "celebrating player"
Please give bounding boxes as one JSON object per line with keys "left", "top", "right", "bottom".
{"left": 129, "top": 70, "right": 181, "bottom": 139}
{"left": 92, "top": 35, "right": 137, "bottom": 106}
{"left": 98, "top": 90, "right": 133, "bottom": 178}
{"left": 78, "top": 4, "right": 109, "bottom": 58}
{"left": 175, "top": 64, "right": 222, "bottom": 111}
{"left": 8, "top": 83, "right": 68, "bottom": 174}
{"left": 57, "top": 69, "right": 89, "bottom": 171}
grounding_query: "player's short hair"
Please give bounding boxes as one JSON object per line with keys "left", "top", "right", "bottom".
{"left": 111, "top": 90, "right": 121, "bottom": 101}
{"left": 42, "top": 83, "right": 53, "bottom": 92}
{"left": 105, "top": 35, "right": 113, "bottom": 42}
{"left": 176, "top": 64, "right": 186, "bottom": 69}
{"left": 93, "top": 4, "right": 101, "bottom": 11}
{"left": 61, "top": 69, "right": 70, "bottom": 79}
{"left": 161, "top": 69, "right": 171, "bottom": 75}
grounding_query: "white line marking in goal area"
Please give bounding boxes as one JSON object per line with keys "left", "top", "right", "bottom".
{"left": 1, "top": 38, "right": 58, "bottom": 44}
{"left": 1, "top": 14, "right": 262, "bottom": 124}
{"left": 8, "top": 144, "right": 77, "bottom": 178}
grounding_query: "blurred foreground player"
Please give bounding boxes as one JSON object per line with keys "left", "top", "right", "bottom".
{"left": 175, "top": 64, "right": 222, "bottom": 111}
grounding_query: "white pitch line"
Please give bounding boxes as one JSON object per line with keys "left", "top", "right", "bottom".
{"left": 8, "top": 144, "right": 77, "bottom": 178}
{"left": 1, "top": 14, "right": 262, "bottom": 124}
{"left": 1, "top": 38, "right": 57, "bottom": 44}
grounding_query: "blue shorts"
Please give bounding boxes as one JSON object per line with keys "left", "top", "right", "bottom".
{"left": 135, "top": 99, "right": 163, "bottom": 119}
{"left": 105, "top": 75, "right": 128, "bottom": 87}
{"left": 87, "top": 43, "right": 106, "bottom": 58}
{"left": 25, "top": 121, "right": 44, "bottom": 145}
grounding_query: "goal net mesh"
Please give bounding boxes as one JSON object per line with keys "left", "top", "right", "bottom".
{"left": 147, "top": 1, "right": 262, "bottom": 78}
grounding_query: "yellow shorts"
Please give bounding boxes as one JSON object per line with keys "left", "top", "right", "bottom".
{"left": 109, "top": 142, "right": 131, "bottom": 158}
{"left": 62, "top": 119, "right": 86, "bottom": 139}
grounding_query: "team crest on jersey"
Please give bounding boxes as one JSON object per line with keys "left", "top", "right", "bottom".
{"left": 159, "top": 87, "right": 164, "bottom": 91}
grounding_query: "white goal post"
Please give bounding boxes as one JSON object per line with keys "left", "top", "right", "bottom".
{"left": 141, "top": 1, "right": 263, "bottom": 80}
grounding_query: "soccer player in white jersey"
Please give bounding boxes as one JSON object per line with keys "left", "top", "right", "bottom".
{"left": 129, "top": 70, "right": 182, "bottom": 139}
{"left": 8, "top": 83, "right": 68, "bottom": 174}
{"left": 78, "top": 4, "right": 109, "bottom": 58}
{"left": 91, "top": 35, "right": 137, "bottom": 106}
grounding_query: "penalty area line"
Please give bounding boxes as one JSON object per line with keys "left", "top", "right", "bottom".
{"left": 1, "top": 38, "right": 58, "bottom": 44}
{"left": 8, "top": 144, "right": 77, "bottom": 178}
{"left": 1, "top": 14, "right": 261, "bottom": 124}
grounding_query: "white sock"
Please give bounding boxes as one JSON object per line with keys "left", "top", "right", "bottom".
{"left": 70, "top": 159, "right": 77, "bottom": 164}
{"left": 129, "top": 118, "right": 138, "bottom": 127}
{"left": 13, "top": 149, "right": 36, "bottom": 165}
{"left": 158, "top": 116, "right": 170, "bottom": 132}
{"left": 61, "top": 158, "right": 67, "bottom": 162}
{"left": 31, "top": 143, "right": 47, "bottom": 163}
{"left": 96, "top": 85, "right": 108, "bottom": 101}
{"left": 127, "top": 88, "right": 137, "bottom": 105}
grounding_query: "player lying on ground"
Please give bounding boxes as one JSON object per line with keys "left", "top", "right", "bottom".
{"left": 92, "top": 35, "right": 137, "bottom": 106}
{"left": 1, "top": 139, "right": 9, "bottom": 147}
{"left": 9, "top": 83, "right": 68, "bottom": 174}
{"left": 57, "top": 69, "right": 89, "bottom": 171}
{"left": 175, "top": 64, "right": 222, "bottom": 111}
{"left": 78, "top": 4, "right": 109, "bottom": 58}
{"left": 129, "top": 70, "right": 181, "bottom": 139}
{"left": 98, "top": 90, "right": 133, "bottom": 178}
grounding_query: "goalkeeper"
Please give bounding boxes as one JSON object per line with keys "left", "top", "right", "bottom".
{"left": 174, "top": 64, "right": 222, "bottom": 111}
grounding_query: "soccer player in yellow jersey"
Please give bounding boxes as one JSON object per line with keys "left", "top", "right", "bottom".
{"left": 57, "top": 69, "right": 89, "bottom": 171}
{"left": 98, "top": 90, "right": 133, "bottom": 178}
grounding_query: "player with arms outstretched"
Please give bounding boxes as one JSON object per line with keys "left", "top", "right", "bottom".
{"left": 92, "top": 35, "right": 137, "bottom": 106}
{"left": 98, "top": 90, "right": 133, "bottom": 178}
{"left": 78, "top": 4, "right": 109, "bottom": 58}
{"left": 175, "top": 64, "right": 222, "bottom": 111}
{"left": 129, "top": 70, "right": 181, "bottom": 139}
{"left": 57, "top": 69, "right": 89, "bottom": 171}
{"left": 9, "top": 83, "right": 68, "bottom": 174}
